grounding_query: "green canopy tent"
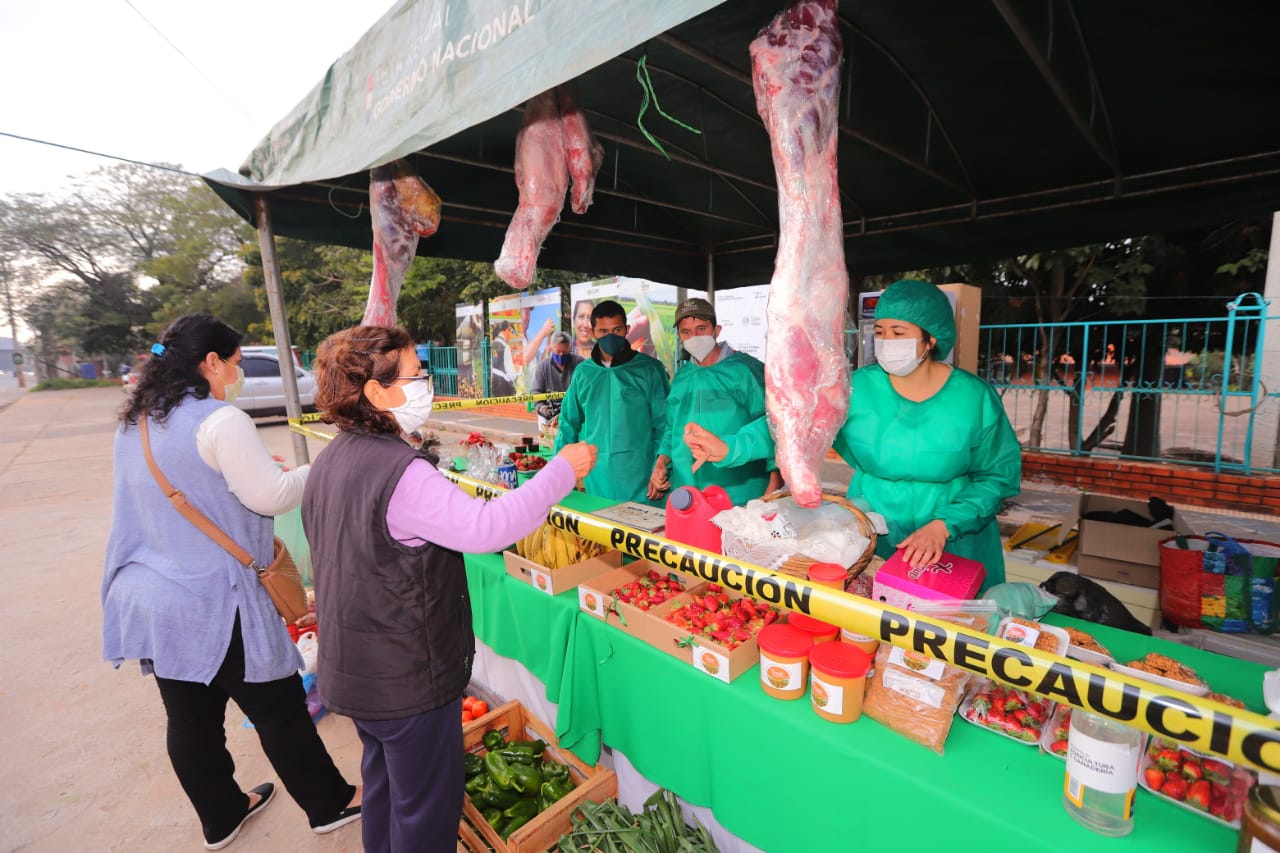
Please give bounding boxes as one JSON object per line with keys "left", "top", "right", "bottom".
{"left": 205, "top": 0, "right": 1280, "bottom": 458}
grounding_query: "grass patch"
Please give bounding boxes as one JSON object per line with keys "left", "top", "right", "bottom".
{"left": 31, "top": 378, "right": 119, "bottom": 391}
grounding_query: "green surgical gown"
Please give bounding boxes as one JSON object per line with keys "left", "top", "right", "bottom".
{"left": 554, "top": 352, "right": 670, "bottom": 504}
{"left": 659, "top": 351, "right": 773, "bottom": 506}
{"left": 719, "top": 365, "right": 1021, "bottom": 588}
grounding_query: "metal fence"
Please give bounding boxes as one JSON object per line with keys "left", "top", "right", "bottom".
{"left": 978, "top": 294, "right": 1278, "bottom": 474}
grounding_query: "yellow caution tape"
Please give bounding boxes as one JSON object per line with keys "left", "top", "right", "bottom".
{"left": 441, "top": 469, "right": 1280, "bottom": 774}
{"left": 287, "top": 392, "right": 566, "bottom": 426}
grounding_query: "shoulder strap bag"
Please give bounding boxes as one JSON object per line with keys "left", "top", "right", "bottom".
{"left": 139, "top": 416, "right": 309, "bottom": 623}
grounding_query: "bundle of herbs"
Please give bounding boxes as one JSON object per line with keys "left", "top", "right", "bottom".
{"left": 557, "top": 789, "right": 720, "bottom": 853}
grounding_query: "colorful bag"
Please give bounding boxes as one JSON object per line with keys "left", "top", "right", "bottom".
{"left": 1159, "top": 534, "right": 1280, "bottom": 633}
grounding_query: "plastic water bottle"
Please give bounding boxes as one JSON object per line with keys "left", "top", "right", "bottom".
{"left": 1063, "top": 708, "right": 1143, "bottom": 836}
{"left": 665, "top": 486, "right": 733, "bottom": 553}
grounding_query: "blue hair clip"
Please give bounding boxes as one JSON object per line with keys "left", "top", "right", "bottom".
{"left": 151, "top": 343, "right": 166, "bottom": 357}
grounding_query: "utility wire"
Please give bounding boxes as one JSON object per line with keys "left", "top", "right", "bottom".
{"left": 122, "top": 0, "right": 259, "bottom": 126}
{"left": 0, "top": 131, "right": 200, "bottom": 179}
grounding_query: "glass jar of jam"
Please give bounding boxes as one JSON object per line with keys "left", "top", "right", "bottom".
{"left": 1240, "top": 785, "right": 1280, "bottom": 853}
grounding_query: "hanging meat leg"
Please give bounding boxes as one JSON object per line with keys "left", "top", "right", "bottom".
{"left": 750, "top": 0, "right": 849, "bottom": 507}
{"left": 494, "top": 92, "right": 569, "bottom": 289}
{"left": 557, "top": 86, "right": 604, "bottom": 215}
{"left": 363, "top": 160, "right": 442, "bottom": 327}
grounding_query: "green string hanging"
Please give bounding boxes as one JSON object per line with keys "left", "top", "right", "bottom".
{"left": 635, "top": 54, "right": 702, "bottom": 160}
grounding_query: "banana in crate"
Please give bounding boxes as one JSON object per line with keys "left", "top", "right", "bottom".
{"left": 514, "top": 523, "right": 608, "bottom": 569}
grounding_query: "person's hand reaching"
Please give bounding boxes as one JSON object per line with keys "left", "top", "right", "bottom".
{"left": 556, "top": 442, "right": 598, "bottom": 479}
{"left": 683, "top": 423, "right": 727, "bottom": 473}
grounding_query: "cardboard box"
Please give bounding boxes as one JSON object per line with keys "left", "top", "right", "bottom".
{"left": 461, "top": 701, "right": 617, "bottom": 853}
{"left": 579, "top": 565, "right": 772, "bottom": 683}
{"left": 577, "top": 561, "right": 696, "bottom": 644}
{"left": 503, "top": 549, "right": 622, "bottom": 596}
{"left": 938, "top": 283, "right": 982, "bottom": 373}
{"left": 1059, "top": 493, "right": 1192, "bottom": 590}
{"left": 873, "top": 549, "right": 986, "bottom": 608}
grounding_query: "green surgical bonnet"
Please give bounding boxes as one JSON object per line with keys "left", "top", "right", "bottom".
{"left": 873, "top": 279, "right": 956, "bottom": 359}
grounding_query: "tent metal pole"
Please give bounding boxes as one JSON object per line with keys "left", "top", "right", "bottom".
{"left": 704, "top": 245, "right": 715, "bottom": 300}
{"left": 253, "top": 193, "right": 310, "bottom": 465}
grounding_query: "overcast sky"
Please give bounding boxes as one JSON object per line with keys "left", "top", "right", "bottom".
{"left": 0, "top": 0, "right": 391, "bottom": 195}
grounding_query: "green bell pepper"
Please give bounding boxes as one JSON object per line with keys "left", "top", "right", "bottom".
{"left": 482, "top": 730, "right": 506, "bottom": 752}
{"left": 483, "top": 808, "right": 503, "bottom": 829}
{"left": 506, "top": 739, "right": 547, "bottom": 756}
{"left": 500, "top": 814, "right": 532, "bottom": 840}
{"left": 509, "top": 762, "right": 543, "bottom": 793}
{"left": 497, "top": 748, "right": 538, "bottom": 766}
{"left": 484, "top": 751, "right": 514, "bottom": 790}
{"left": 502, "top": 798, "right": 538, "bottom": 821}
{"left": 464, "top": 775, "right": 487, "bottom": 795}
{"left": 541, "top": 760, "right": 569, "bottom": 781}
{"left": 474, "top": 785, "right": 520, "bottom": 810}
{"left": 463, "top": 753, "right": 485, "bottom": 778}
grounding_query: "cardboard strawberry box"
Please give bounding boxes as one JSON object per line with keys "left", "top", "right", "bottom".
{"left": 644, "top": 583, "right": 783, "bottom": 684}
{"left": 577, "top": 561, "right": 695, "bottom": 643}
{"left": 461, "top": 701, "right": 617, "bottom": 853}
{"left": 503, "top": 549, "right": 622, "bottom": 596}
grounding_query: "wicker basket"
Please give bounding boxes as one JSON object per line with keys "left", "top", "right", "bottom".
{"left": 719, "top": 490, "right": 877, "bottom": 586}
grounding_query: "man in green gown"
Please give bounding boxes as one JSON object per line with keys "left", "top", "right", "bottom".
{"left": 684, "top": 280, "right": 1021, "bottom": 588}
{"left": 555, "top": 300, "right": 670, "bottom": 504}
{"left": 648, "top": 298, "right": 779, "bottom": 506}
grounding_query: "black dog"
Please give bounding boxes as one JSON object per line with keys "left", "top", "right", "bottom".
{"left": 1040, "top": 571, "right": 1152, "bottom": 636}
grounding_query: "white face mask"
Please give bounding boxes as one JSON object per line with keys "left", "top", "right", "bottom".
{"left": 874, "top": 337, "right": 926, "bottom": 377}
{"left": 390, "top": 378, "right": 434, "bottom": 435}
{"left": 682, "top": 335, "right": 717, "bottom": 363}
{"left": 221, "top": 362, "right": 245, "bottom": 403}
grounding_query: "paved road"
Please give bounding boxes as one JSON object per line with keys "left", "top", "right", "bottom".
{"left": 0, "top": 388, "right": 361, "bottom": 852}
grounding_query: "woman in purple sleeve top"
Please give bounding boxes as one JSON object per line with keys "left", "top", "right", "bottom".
{"left": 302, "top": 326, "right": 596, "bottom": 853}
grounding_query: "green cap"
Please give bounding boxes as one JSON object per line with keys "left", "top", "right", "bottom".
{"left": 873, "top": 279, "right": 955, "bottom": 359}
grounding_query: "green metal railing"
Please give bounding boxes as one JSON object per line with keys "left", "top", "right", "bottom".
{"left": 979, "top": 294, "right": 1278, "bottom": 474}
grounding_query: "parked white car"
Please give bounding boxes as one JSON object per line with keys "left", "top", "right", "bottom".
{"left": 235, "top": 349, "right": 318, "bottom": 417}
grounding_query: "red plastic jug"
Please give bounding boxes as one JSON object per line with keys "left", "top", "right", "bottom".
{"left": 664, "top": 485, "right": 733, "bottom": 554}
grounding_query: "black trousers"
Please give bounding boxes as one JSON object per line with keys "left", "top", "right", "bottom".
{"left": 155, "top": 615, "right": 354, "bottom": 842}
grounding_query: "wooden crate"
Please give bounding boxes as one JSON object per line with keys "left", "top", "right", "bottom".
{"left": 460, "top": 701, "right": 617, "bottom": 853}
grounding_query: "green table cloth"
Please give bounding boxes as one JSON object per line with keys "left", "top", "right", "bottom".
{"left": 465, "top": 515, "right": 1262, "bottom": 851}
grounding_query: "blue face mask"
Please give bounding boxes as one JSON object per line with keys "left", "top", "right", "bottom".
{"left": 551, "top": 353, "right": 565, "bottom": 367}
{"left": 597, "top": 334, "right": 628, "bottom": 357}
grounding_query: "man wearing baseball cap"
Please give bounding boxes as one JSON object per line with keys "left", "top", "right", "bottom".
{"left": 648, "top": 298, "right": 779, "bottom": 504}
{"left": 530, "top": 331, "right": 582, "bottom": 428}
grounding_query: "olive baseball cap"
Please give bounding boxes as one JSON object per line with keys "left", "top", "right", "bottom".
{"left": 673, "top": 297, "right": 717, "bottom": 326}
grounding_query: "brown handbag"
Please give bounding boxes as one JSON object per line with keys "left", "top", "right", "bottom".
{"left": 140, "top": 417, "right": 309, "bottom": 623}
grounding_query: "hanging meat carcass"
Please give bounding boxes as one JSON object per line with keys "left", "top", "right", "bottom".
{"left": 362, "top": 160, "right": 442, "bottom": 328}
{"left": 750, "top": 0, "right": 849, "bottom": 508}
{"left": 494, "top": 86, "right": 603, "bottom": 289}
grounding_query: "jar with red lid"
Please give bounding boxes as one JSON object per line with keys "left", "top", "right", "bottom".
{"left": 806, "top": 562, "right": 846, "bottom": 590}
{"left": 789, "top": 612, "right": 839, "bottom": 644}
{"left": 808, "top": 642, "right": 872, "bottom": 723}
{"left": 757, "top": 623, "right": 813, "bottom": 701}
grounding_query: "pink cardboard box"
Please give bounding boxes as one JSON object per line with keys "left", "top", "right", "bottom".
{"left": 872, "top": 549, "right": 986, "bottom": 610}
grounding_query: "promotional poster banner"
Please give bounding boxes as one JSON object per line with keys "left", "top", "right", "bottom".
{"left": 569, "top": 277, "right": 706, "bottom": 377}
{"left": 713, "top": 285, "right": 770, "bottom": 361}
{"left": 454, "top": 302, "right": 484, "bottom": 397}
{"left": 487, "top": 287, "right": 562, "bottom": 395}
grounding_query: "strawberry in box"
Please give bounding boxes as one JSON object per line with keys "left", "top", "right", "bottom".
{"left": 1140, "top": 736, "right": 1254, "bottom": 826}
{"left": 959, "top": 679, "right": 1052, "bottom": 744}
{"left": 664, "top": 584, "right": 781, "bottom": 650}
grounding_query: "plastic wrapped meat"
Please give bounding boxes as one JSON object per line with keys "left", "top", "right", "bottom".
{"left": 495, "top": 86, "right": 604, "bottom": 288}
{"left": 750, "top": 0, "right": 850, "bottom": 507}
{"left": 494, "top": 91, "right": 569, "bottom": 289}
{"left": 362, "top": 160, "right": 442, "bottom": 327}
{"left": 557, "top": 86, "right": 604, "bottom": 215}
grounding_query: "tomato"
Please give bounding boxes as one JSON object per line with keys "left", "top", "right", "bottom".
{"left": 462, "top": 710, "right": 475, "bottom": 722}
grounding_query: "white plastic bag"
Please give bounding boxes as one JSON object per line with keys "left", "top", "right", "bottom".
{"left": 296, "top": 631, "right": 318, "bottom": 676}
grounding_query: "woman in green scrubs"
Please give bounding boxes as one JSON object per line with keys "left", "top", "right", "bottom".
{"left": 685, "top": 279, "right": 1021, "bottom": 588}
